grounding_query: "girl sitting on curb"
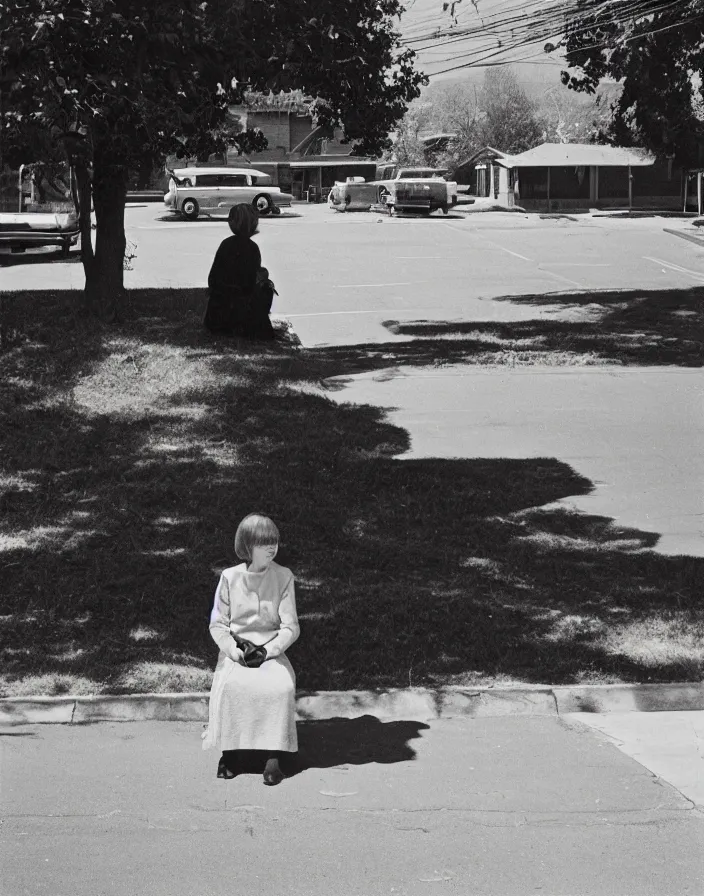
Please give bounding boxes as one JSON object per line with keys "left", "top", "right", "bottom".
{"left": 202, "top": 513, "right": 299, "bottom": 785}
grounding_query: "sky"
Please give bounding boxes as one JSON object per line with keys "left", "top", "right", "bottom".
{"left": 398, "top": 0, "right": 568, "bottom": 84}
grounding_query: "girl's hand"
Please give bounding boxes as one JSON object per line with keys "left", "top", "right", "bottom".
{"left": 228, "top": 647, "right": 245, "bottom": 664}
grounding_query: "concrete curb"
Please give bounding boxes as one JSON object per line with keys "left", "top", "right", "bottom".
{"left": 1, "top": 682, "right": 703, "bottom": 726}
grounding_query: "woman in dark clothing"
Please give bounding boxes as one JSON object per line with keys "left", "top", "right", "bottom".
{"left": 204, "top": 204, "right": 275, "bottom": 339}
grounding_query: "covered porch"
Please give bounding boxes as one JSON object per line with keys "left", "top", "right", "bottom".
{"left": 496, "top": 143, "right": 660, "bottom": 212}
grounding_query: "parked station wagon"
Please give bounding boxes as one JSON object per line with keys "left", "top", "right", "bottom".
{"left": 163, "top": 167, "right": 294, "bottom": 220}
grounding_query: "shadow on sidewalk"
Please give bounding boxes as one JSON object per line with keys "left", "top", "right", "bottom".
{"left": 219, "top": 716, "right": 430, "bottom": 778}
{"left": 296, "top": 715, "right": 429, "bottom": 771}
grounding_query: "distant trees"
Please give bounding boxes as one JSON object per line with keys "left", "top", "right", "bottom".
{"left": 391, "top": 67, "right": 544, "bottom": 168}
{"left": 479, "top": 68, "right": 543, "bottom": 154}
{"left": 540, "top": 85, "right": 616, "bottom": 145}
{"left": 391, "top": 103, "right": 435, "bottom": 166}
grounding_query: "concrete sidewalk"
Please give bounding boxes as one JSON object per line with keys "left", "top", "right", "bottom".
{"left": 2, "top": 716, "right": 703, "bottom": 896}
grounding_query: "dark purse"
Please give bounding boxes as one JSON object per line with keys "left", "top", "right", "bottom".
{"left": 231, "top": 633, "right": 277, "bottom": 668}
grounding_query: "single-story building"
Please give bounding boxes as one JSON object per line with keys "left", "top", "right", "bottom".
{"left": 498, "top": 143, "right": 662, "bottom": 211}
{"left": 455, "top": 143, "right": 686, "bottom": 212}
{"left": 684, "top": 169, "right": 704, "bottom": 214}
{"left": 452, "top": 147, "right": 506, "bottom": 195}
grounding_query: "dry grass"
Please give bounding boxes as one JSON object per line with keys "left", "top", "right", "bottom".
{"left": 1, "top": 287, "right": 703, "bottom": 696}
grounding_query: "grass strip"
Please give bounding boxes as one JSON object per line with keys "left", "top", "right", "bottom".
{"left": 1, "top": 287, "right": 702, "bottom": 696}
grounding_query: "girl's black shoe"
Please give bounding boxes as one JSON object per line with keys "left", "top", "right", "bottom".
{"left": 217, "top": 753, "right": 238, "bottom": 779}
{"left": 263, "top": 757, "right": 284, "bottom": 786}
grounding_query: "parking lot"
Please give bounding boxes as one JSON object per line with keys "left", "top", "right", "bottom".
{"left": 4, "top": 203, "right": 704, "bottom": 345}
{"left": 3, "top": 202, "right": 703, "bottom": 555}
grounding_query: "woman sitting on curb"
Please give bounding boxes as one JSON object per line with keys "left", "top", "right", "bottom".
{"left": 203, "top": 204, "right": 276, "bottom": 339}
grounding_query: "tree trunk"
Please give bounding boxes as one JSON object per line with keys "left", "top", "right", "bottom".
{"left": 136, "top": 155, "right": 153, "bottom": 191}
{"left": 85, "top": 155, "right": 127, "bottom": 321}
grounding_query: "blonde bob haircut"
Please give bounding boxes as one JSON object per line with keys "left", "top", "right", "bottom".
{"left": 234, "top": 513, "right": 280, "bottom": 561}
{"left": 228, "top": 203, "right": 259, "bottom": 238}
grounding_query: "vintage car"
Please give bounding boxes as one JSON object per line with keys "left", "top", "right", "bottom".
{"left": 0, "top": 211, "right": 79, "bottom": 257}
{"left": 163, "top": 167, "right": 294, "bottom": 220}
{"left": 376, "top": 165, "right": 458, "bottom": 206}
{"left": 328, "top": 176, "right": 449, "bottom": 216}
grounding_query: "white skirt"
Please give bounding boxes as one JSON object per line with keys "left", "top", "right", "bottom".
{"left": 202, "top": 651, "right": 297, "bottom": 753}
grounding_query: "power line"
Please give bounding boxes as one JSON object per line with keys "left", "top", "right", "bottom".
{"left": 402, "top": 0, "right": 693, "bottom": 55}
{"left": 404, "top": 0, "right": 699, "bottom": 76}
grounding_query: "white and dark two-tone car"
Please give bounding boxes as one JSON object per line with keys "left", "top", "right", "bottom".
{"left": 328, "top": 165, "right": 457, "bottom": 216}
{"left": 164, "top": 167, "right": 294, "bottom": 220}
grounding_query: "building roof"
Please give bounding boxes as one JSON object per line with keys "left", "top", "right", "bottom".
{"left": 454, "top": 146, "right": 507, "bottom": 169}
{"left": 496, "top": 143, "right": 655, "bottom": 168}
{"left": 170, "top": 167, "right": 271, "bottom": 178}
{"left": 289, "top": 159, "right": 376, "bottom": 168}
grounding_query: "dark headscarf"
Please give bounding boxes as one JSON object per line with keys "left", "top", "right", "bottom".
{"left": 228, "top": 203, "right": 259, "bottom": 238}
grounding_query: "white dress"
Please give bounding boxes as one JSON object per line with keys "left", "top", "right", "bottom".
{"left": 202, "top": 561, "right": 299, "bottom": 753}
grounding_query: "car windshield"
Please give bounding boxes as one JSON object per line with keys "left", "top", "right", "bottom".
{"left": 400, "top": 170, "right": 442, "bottom": 179}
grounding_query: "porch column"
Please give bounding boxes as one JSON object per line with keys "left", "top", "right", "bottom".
{"left": 547, "top": 167, "right": 551, "bottom": 211}
{"left": 589, "top": 166, "right": 599, "bottom": 203}
{"left": 683, "top": 171, "right": 689, "bottom": 213}
{"left": 698, "top": 172, "right": 702, "bottom": 216}
{"left": 628, "top": 165, "right": 633, "bottom": 210}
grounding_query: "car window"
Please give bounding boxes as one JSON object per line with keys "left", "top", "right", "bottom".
{"left": 192, "top": 173, "right": 248, "bottom": 187}
{"left": 219, "top": 175, "right": 248, "bottom": 187}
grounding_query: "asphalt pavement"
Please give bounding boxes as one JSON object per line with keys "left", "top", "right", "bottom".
{"left": 3, "top": 715, "right": 704, "bottom": 896}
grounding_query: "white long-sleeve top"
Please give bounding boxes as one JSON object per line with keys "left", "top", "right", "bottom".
{"left": 209, "top": 561, "right": 299, "bottom": 661}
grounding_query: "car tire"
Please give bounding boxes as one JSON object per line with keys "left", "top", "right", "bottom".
{"left": 253, "top": 194, "right": 272, "bottom": 216}
{"left": 181, "top": 199, "right": 199, "bottom": 220}
{"left": 441, "top": 204, "right": 449, "bottom": 215}
{"left": 60, "top": 241, "right": 71, "bottom": 258}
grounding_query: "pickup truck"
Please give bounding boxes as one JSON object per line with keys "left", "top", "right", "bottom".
{"left": 375, "top": 164, "right": 458, "bottom": 207}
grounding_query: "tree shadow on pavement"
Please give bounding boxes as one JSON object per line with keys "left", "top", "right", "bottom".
{"left": 1, "top": 288, "right": 703, "bottom": 696}
{"left": 311, "top": 286, "right": 703, "bottom": 371}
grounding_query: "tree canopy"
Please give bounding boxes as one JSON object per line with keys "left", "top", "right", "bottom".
{"left": 1, "top": 0, "right": 425, "bottom": 315}
{"left": 557, "top": 0, "right": 704, "bottom": 165}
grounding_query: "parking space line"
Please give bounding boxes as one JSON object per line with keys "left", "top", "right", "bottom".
{"left": 643, "top": 256, "right": 704, "bottom": 282}
{"left": 284, "top": 309, "right": 420, "bottom": 317}
{"left": 333, "top": 282, "right": 414, "bottom": 288}
{"left": 538, "top": 267, "right": 583, "bottom": 288}
{"left": 441, "top": 221, "right": 533, "bottom": 261}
